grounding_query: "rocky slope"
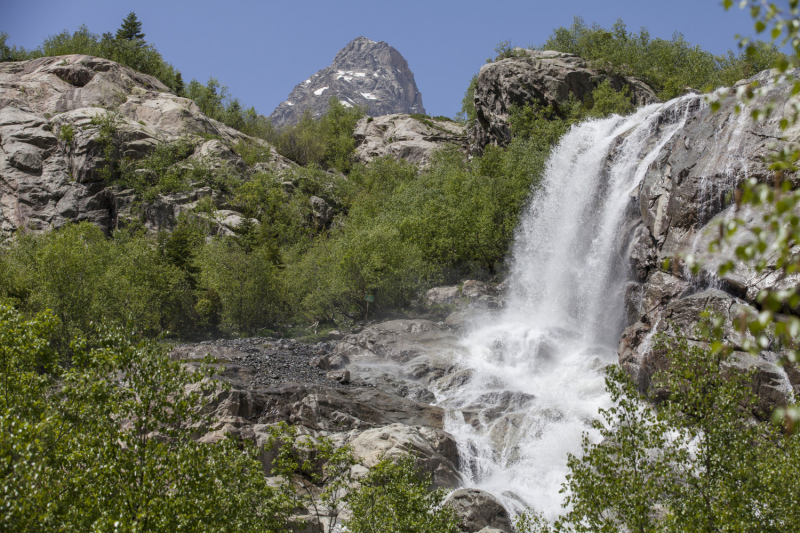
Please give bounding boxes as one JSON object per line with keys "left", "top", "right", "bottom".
{"left": 0, "top": 54, "right": 292, "bottom": 235}
{"left": 269, "top": 36, "right": 425, "bottom": 126}
{"left": 469, "top": 49, "right": 659, "bottom": 154}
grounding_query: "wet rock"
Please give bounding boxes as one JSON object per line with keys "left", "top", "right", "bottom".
{"left": 444, "top": 488, "right": 513, "bottom": 533}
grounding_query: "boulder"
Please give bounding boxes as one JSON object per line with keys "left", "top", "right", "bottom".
{"left": 444, "top": 488, "right": 513, "bottom": 533}
{"left": 348, "top": 423, "right": 462, "bottom": 488}
{"left": 353, "top": 114, "right": 466, "bottom": 166}
{"left": 470, "top": 49, "right": 659, "bottom": 153}
{"left": 425, "top": 285, "right": 461, "bottom": 306}
{"left": 326, "top": 369, "right": 350, "bottom": 383}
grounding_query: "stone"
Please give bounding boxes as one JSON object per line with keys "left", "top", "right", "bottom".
{"left": 461, "top": 280, "right": 495, "bottom": 299}
{"left": 470, "top": 49, "right": 659, "bottom": 153}
{"left": 425, "top": 285, "right": 461, "bottom": 306}
{"left": 309, "top": 356, "right": 331, "bottom": 370}
{"left": 309, "top": 196, "right": 334, "bottom": 227}
{"left": 270, "top": 37, "right": 425, "bottom": 126}
{"left": 348, "top": 423, "right": 462, "bottom": 488}
{"left": 326, "top": 369, "right": 350, "bottom": 383}
{"left": 353, "top": 114, "right": 466, "bottom": 166}
{"left": 444, "top": 488, "right": 513, "bottom": 533}
{"left": 328, "top": 354, "right": 349, "bottom": 369}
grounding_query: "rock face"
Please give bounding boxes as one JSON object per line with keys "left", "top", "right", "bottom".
{"left": 617, "top": 70, "right": 800, "bottom": 415}
{"left": 269, "top": 37, "right": 425, "bottom": 126}
{"left": 0, "top": 54, "right": 292, "bottom": 235}
{"left": 470, "top": 49, "right": 659, "bottom": 153}
{"left": 353, "top": 113, "right": 466, "bottom": 166}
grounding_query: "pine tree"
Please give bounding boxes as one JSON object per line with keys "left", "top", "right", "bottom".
{"left": 174, "top": 71, "right": 184, "bottom": 96}
{"left": 116, "top": 12, "right": 145, "bottom": 42}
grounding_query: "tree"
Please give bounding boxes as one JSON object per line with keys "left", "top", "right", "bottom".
{"left": 116, "top": 12, "right": 145, "bottom": 42}
{"left": 346, "top": 454, "right": 460, "bottom": 533}
{"left": 0, "top": 305, "right": 295, "bottom": 532}
{"left": 519, "top": 331, "right": 800, "bottom": 533}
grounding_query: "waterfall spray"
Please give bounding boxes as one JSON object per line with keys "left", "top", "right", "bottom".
{"left": 436, "top": 95, "right": 701, "bottom": 520}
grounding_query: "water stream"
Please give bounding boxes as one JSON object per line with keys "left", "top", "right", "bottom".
{"left": 436, "top": 95, "right": 701, "bottom": 520}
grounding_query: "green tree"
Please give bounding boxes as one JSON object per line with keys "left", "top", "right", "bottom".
{"left": 116, "top": 12, "right": 145, "bottom": 42}
{"left": 346, "top": 454, "right": 460, "bottom": 533}
{"left": 0, "top": 306, "right": 295, "bottom": 532}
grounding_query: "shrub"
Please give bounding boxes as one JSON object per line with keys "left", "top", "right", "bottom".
{"left": 347, "top": 454, "right": 460, "bottom": 533}
{"left": 198, "top": 237, "right": 285, "bottom": 336}
{"left": 0, "top": 305, "right": 296, "bottom": 532}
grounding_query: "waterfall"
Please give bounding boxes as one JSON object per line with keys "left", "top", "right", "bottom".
{"left": 436, "top": 95, "right": 701, "bottom": 520}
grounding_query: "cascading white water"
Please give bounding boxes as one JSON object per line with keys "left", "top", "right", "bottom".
{"left": 436, "top": 95, "right": 701, "bottom": 520}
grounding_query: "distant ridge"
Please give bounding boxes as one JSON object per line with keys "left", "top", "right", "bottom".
{"left": 269, "top": 36, "right": 425, "bottom": 126}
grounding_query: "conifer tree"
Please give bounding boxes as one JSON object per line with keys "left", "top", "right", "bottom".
{"left": 116, "top": 12, "right": 145, "bottom": 42}
{"left": 174, "top": 71, "right": 184, "bottom": 96}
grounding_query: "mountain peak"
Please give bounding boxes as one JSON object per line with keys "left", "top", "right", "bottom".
{"left": 269, "top": 37, "right": 425, "bottom": 126}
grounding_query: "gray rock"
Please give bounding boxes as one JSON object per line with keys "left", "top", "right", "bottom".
{"left": 326, "top": 368, "right": 350, "bottom": 383}
{"left": 309, "top": 196, "right": 334, "bottom": 227}
{"left": 353, "top": 113, "right": 466, "bottom": 166}
{"left": 270, "top": 37, "right": 425, "bottom": 126}
{"left": 425, "top": 285, "right": 461, "bottom": 306}
{"left": 444, "top": 488, "right": 513, "bottom": 533}
{"left": 0, "top": 54, "right": 294, "bottom": 236}
{"left": 348, "top": 423, "right": 462, "bottom": 488}
{"left": 470, "top": 49, "right": 659, "bottom": 153}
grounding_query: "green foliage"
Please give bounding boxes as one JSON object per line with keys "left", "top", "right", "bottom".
{"left": 116, "top": 12, "right": 145, "bottom": 42}
{"left": 0, "top": 223, "right": 194, "bottom": 347}
{"left": 265, "top": 97, "right": 365, "bottom": 172}
{"left": 494, "top": 40, "right": 528, "bottom": 61}
{"left": 266, "top": 422, "right": 358, "bottom": 533}
{"left": 347, "top": 454, "right": 460, "bottom": 533}
{"left": 539, "top": 17, "right": 788, "bottom": 99}
{"left": 57, "top": 122, "right": 74, "bottom": 145}
{"left": 456, "top": 74, "right": 478, "bottom": 125}
{"left": 523, "top": 330, "right": 800, "bottom": 533}
{"left": 0, "top": 32, "right": 37, "bottom": 62}
{"left": 199, "top": 237, "right": 284, "bottom": 336}
{"left": 232, "top": 138, "right": 271, "bottom": 167}
{"left": 584, "top": 80, "right": 634, "bottom": 117}
{"left": 0, "top": 306, "right": 293, "bottom": 532}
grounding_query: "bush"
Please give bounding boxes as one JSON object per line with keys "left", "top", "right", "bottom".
{"left": 198, "top": 237, "right": 285, "bottom": 336}
{"left": 347, "top": 454, "right": 460, "bottom": 533}
{"left": 0, "top": 306, "right": 294, "bottom": 532}
{"left": 265, "top": 97, "right": 365, "bottom": 172}
{"left": 0, "top": 223, "right": 194, "bottom": 347}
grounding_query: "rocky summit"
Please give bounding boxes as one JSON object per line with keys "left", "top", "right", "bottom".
{"left": 269, "top": 36, "right": 425, "bottom": 126}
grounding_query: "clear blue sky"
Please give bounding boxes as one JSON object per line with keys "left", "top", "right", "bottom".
{"left": 2, "top": 0, "right": 773, "bottom": 118}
